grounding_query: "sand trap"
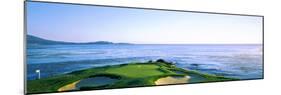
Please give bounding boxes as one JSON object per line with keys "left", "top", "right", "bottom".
{"left": 58, "top": 76, "right": 118, "bottom": 91}
{"left": 58, "top": 80, "right": 80, "bottom": 92}
{"left": 155, "top": 76, "right": 190, "bottom": 85}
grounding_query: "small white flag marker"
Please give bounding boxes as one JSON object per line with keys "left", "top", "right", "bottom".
{"left": 36, "top": 69, "right": 41, "bottom": 79}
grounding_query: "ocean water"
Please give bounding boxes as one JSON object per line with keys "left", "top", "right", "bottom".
{"left": 26, "top": 44, "right": 263, "bottom": 80}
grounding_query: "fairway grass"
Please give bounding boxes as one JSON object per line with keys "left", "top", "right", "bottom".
{"left": 27, "top": 60, "right": 237, "bottom": 94}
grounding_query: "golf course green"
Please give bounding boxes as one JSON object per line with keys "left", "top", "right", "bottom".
{"left": 27, "top": 59, "right": 237, "bottom": 94}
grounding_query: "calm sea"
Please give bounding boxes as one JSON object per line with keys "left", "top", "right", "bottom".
{"left": 27, "top": 44, "right": 263, "bottom": 80}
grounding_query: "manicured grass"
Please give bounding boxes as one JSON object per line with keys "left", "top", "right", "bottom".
{"left": 105, "top": 64, "right": 166, "bottom": 78}
{"left": 27, "top": 60, "right": 237, "bottom": 94}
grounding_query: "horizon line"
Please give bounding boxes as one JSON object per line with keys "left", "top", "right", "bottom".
{"left": 27, "top": 34, "right": 262, "bottom": 45}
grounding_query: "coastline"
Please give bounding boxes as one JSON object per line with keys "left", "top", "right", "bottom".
{"left": 27, "top": 59, "right": 237, "bottom": 94}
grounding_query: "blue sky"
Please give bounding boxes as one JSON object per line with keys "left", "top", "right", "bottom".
{"left": 27, "top": 2, "right": 263, "bottom": 44}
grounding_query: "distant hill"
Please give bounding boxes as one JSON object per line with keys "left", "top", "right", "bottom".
{"left": 83, "top": 41, "right": 114, "bottom": 44}
{"left": 27, "top": 35, "right": 71, "bottom": 45}
{"left": 26, "top": 35, "right": 132, "bottom": 45}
